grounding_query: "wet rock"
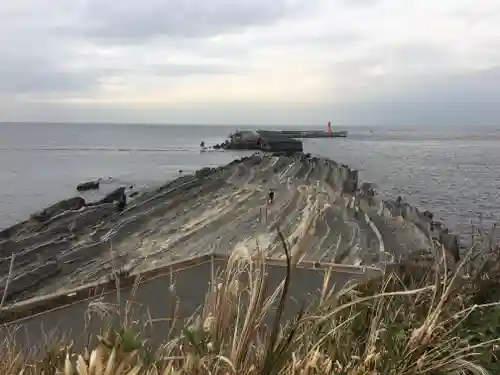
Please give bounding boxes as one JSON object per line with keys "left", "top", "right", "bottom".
{"left": 272, "top": 151, "right": 298, "bottom": 157}
{"left": 360, "top": 182, "right": 376, "bottom": 196}
{"left": 70, "top": 204, "right": 116, "bottom": 232}
{"left": 98, "top": 187, "right": 126, "bottom": 205}
{"left": 359, "top": 182, "right": 377, "bottom": 205}
{"left": 76, "top": 180, "right": 100, "bottom": 191}
{"left": 0, "top": 222, "right": 25, "bottom": 240}
{"left": 32, "top": 197, "right": 86, "bottom": 222}
{"left": 423, "top": 210, "right": 434, "bottom": 221}
{"left": 0, "top": 240, "right": 68, "bottom": 276}
{"left": 248, "top": 155, "right": 263, "bottom": 166}
{"left": 195, "top": 167, "right": 214, "bottom": 179}
{"left": 0, "top": 239, "right": 17, "bottom": 259}
{"left": 1, "top": 261, "right": 60, "bottom": 302}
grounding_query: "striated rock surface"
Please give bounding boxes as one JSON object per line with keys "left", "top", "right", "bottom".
{"left": 0, "top": 154, "right": 458, "bottom": 303}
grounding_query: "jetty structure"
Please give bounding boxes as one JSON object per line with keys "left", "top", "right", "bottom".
{"left": 213, "top": 122, "right": 347, "bottom": 152}
{"left": 256, "top": 129, "right": 347, "bottom": 139}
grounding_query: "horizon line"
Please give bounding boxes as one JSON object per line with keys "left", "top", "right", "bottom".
{"left": 1, "top": 121, "right": 495, "bottom": 128}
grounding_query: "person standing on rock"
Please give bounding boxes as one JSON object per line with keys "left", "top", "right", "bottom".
{"left": 268, "top": 189, "right": 275, "bottom": 205}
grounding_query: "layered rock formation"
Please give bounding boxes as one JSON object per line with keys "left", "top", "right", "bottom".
{"left": 0, "top": 153, "right": 459, "bottom": 304}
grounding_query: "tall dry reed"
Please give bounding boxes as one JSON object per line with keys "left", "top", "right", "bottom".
{"left": 1, "top": 237, "right": 499, "bottom": 374}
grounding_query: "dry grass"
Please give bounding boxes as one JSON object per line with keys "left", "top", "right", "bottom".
{"left": 1, "top": 237, "right": 500, "bottom": 374}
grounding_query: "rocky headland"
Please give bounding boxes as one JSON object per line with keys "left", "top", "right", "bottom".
{"left": 0, "top": 153, "right": 460, "bottom": 304}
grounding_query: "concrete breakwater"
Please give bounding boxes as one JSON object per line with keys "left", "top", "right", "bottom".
{"left": 0, "top": 153, "right": 460, "bottom": 305}
{"left": 212, "top": 129, "right": 348, "bottom": 152}
{"left": 212, "top": 129, "right": 347, "bottom": 152}
{"left": 256, "top": 129, "right": 348, "bottom": 138}
{"left": 213, "top": 130, "right": 304, "bottom": 152}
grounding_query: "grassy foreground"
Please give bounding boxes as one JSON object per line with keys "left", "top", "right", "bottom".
{"left": 1, "top": 241, "right": 500, "bottom": 374}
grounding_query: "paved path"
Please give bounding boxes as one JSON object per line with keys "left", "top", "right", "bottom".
{"left": 2, "top": 259, "right": 381, "bottom": 350}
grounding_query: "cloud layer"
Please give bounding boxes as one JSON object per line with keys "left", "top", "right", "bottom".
{"left": 1, "top": 0, "right": 499, "bottom": 125}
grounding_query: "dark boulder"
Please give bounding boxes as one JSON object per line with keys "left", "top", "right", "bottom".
{"left": 76, "top": 180, "right": 100, "bottom": 191}
{"left": 195, "top": 167, "right": 214, "bottom": 179}
{"left": 360, "top": 182, "right": 376, "bottom": 198}
{"left": 98, "top": 187, "right": 126, "bottom": 205}
{"left": 423, "top": 210, "right": 434, "bottom": 221}
{"left": 32, "top": 197, "right": 86, "bottom": 222}
{"left": 248, "top": 155, "right": 263, "bottom": 166}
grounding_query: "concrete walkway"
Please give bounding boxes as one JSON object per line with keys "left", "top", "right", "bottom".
{"left": 1, "top": 255, "right": 382, "bottom": 349}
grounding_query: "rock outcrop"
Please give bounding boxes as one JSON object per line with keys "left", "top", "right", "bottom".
{"left": 97, "top": 186, "right": 127, "bottom": 207}
{"left": 76, "top": 180, "right": 100, "bottom": 191}
{"left": 0, "top": 154, "right": 459, "bottom": 304}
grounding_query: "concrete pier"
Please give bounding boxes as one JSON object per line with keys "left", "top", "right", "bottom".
{"left": 213, "top": 129, "right": 348, "bottom": 152}
{"left": 256, "top": 129, "right": 348, "bottom": 138}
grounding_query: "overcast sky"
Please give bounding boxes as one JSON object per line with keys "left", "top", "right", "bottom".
{"left": 0, "top": 0, "right": 499, "bottom": 125}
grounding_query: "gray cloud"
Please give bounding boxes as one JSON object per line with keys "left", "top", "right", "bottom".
{"left": 0, "top": 55, "right": 97, "bottom": 95}
{"left": 1, "top": 0, "right": 500, "bottom": 126}
{"left": 0, "top": 0, "right": 304, "bottom": 98}
{"left": 0, "top": 30, "right": 98, "bottom": 95}
{"left": 151, "top": 63, "right": 239, "bottom": 76}
{"left": 324, "top": 67, "right": 500, "bottom": 126}
{"left": 64, "top": 0, "right": 303, "bottom": 42}
{"left": 387, "top": 43, "right": 453, "bottom": 70}
{"left": 401, "top": 68, "right": 500, "bottom": 103}
{"left": 92, "top": 62, "right": 239, "bottom": 78}
{"left": 362, "top": 67, "right": 500, "bottom": 104}
{"left": 340, "top": 0, "right": 381, "bottom": 6}
{"left": 340, "top": 101, "right": 500, "bottom": 127}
